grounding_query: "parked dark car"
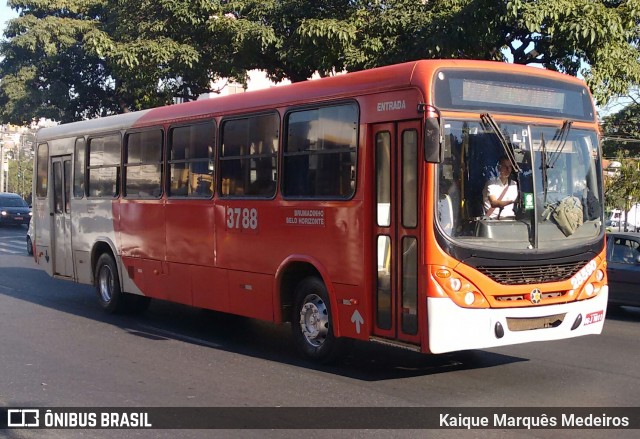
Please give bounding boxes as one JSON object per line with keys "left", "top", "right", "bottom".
{"left": 0, "top": 193, "right": 32, "bottom": 227}
{"left": 606, "top": 232, "right": 640, "bottom": 307}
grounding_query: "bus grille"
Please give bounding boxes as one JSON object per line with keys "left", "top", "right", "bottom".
{"left": 476, "top": 261, "right": 586, "bottom": 285}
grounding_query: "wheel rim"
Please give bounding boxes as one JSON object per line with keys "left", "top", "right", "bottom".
{"left": 98, "top": 264, "right": 114, "bottom": 303}
{"left": 299, "top": 293, "right": 329, "bottom": 347}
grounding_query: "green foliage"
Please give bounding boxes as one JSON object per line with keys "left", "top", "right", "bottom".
{"left": 0, "top": 0, "right": 639, "bottom": 123}
{"left": 504, "top": 0, "right": 640, "bottom": 104}
{"left": 0, "top": 0, "right": 248, "bottom": 122}
{"left": 604, "top": 151, "right": 640, "bottom": 215}
{"left": 602, "top": 102, "right": 640, "bottom": 157}
{"left": 7, "top": 154, "right": 33, "bottom": 201}
{"left": 218, "top": 0, "right": 356, "bottom": 82}
{"left": 590, "top": 96, "right": 639, "bottom": 216}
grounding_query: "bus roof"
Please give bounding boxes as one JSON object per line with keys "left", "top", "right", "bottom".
{"left": 36, "top": 59, "right": 593, "bottom": 140}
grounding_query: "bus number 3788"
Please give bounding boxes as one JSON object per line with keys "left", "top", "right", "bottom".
{"left": 226, "top": 207, "right": 258, "bottom": 230}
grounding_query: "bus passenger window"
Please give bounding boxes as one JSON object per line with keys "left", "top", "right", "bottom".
{"left": 87, "top": 134, "right": 121, "bottom": 198}
{"left": 124, "top": 129, "right": 163, "bottom": 198}
{"left": 220, "top": 112, "right": 279, "bottom": 198}
{"left": 283, "top": 103, "right": 358, "bottom": 199}
{"left": 36, "top": 143, "right": 49, "bottom": 198}
{"left": 73, "top": 138, "right": 86, "bottom": 198}
{"left": 168, "top": 122, "right": 215, "bottom": 198}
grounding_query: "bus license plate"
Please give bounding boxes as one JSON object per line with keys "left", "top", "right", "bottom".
{"left": 584, "top": 311, "right": 604, "bottom": 325}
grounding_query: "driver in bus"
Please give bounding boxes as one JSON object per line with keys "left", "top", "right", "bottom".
{"left": 483, "top": 156, "right": 518, "bottom": 220}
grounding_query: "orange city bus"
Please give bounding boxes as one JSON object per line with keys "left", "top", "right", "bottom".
{"left": 32, "top": 60, "right": 608, "bottom": 362}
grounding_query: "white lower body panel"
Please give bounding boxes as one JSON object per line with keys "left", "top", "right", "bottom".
{"left": 427, "top": 286, "right": 608, "bottom": 354}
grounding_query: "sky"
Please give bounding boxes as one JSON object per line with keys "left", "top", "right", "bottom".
{"left": 1, "top": 2, "right": 17, "bottom": 32}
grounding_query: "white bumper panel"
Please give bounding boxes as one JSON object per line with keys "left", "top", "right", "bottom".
{"left": 427, "top": 286, "right": 608, "bottom": 354}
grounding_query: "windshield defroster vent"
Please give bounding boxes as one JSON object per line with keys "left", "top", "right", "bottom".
{"left": 476, "top": 261, "right": 586, "bottom": 285}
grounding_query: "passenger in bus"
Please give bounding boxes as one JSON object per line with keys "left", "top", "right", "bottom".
{"left": 483, "top": 156, "right": 518, "bottom": 220}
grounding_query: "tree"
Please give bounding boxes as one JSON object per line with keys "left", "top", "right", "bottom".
{"left": 600, "top": 99, "right": 640, "bottom": 229}
{"left": 7, "top": 151, "right": 33, "bottom": 201}
{"left": 287, "top": 0, "right": 640, "bottom": 104}
{"left": 604, "top": 151, "right": 640, "bottom": 230}
{"left": 1, "top": 0, "right": 639, "bottom": 124}
{"left": 500, "top": 0, "right": 640, "bottom": 104}
{"left": 219, "top": 0, "right": 355, "bottom": 83}
{"left": 0, "top": 0, "right": 256, "bottom": 122}
{"left": 602, "top": 102, "right": 640, "bottom": 157}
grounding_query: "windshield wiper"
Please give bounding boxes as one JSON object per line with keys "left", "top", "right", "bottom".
{"left": 481, "top": 113, "right": 521, "bottom": 172}
{"left": 548, "top": 120, "right": 573, "bottom": 168}
{"left": 540, "top": 132, "right": 549, "bottom": 204}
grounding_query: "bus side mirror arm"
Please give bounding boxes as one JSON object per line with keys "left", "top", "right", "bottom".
{"left": 424, "top": 117, "right": 443, "bottom": 163}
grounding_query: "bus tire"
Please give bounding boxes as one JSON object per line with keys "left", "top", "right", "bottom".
{"left": 292, "top": 277, "right": 346, "bottom": 363}
{"left": 95, "top": 253, "right": 125, "bottom": 314}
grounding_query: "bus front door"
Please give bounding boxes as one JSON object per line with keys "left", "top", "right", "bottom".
{"left": 51, "top": 156, "right": 73, "bottom": 278}
{"left": 372, "top": 121, "right": 421, "bottom": 346}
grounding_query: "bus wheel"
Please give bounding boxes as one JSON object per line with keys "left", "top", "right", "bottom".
{"left": 292, "top": 277, "right": 345, "bottom": 363}
{"left": 95, "top": 253, "right": 124, "bottom": 313}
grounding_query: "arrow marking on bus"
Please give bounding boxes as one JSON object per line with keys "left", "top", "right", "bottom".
{"left": 351, "top": 309, "right": 364, "bottom": 334}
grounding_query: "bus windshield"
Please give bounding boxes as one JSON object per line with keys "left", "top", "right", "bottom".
{"left": 437, "top": 120, "right": 603, "bottom": 250}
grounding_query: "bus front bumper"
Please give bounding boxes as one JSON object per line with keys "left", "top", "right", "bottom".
{"left": 427, "top": 286, "right": 608, "bottom": 354}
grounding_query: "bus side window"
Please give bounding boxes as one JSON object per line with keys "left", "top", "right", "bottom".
{"left": 168, "top": 122, "right": 215, "bottom": 198}
{"left": 220, "top": 112, "right": 279, "bottom": 198}
{"left": 36, "top": 143, "right": 49, "bottom": 198}
{"left": 87, "top": 134, "right": 121, "bottom": 198}
{"left": 124, "top": 129, "right": 163, "bottom": 199}
{"left": 283, "top": 103, "right": 358, "bottom": 199}
{"left": 74, "top": 138, "right": 86, "bottom": 198}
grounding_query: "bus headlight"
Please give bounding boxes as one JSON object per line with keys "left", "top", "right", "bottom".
{"left": 584, "top": 283, "right": 594, "bottom": 296}
{"left": 575, "top": 259, "right": 607, "bottom": 301}
{"left": 595, "top": 269, "right": 604, "bottom": 281}
{"left": 431, "top": 266, "right": 488, "bottom": 309}
{"left": 464, "top": 292, "right": 475, "bottom": 305}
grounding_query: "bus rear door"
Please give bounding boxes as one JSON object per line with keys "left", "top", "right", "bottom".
{"left": 372, "top": 121, "right": 421, "bottom": 346}
{"left": 51, "top": 155, "right": 73, "bottom": 278}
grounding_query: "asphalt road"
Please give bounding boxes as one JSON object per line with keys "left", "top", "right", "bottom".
{"left": 0, "top": 225, "right": 639, "bottom": 438}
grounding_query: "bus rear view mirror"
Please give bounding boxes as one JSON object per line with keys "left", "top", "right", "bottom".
{"left": 424, "top": 117, "right": 442, "bottom": 163}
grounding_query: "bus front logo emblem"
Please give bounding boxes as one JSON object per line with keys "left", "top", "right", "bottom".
{"left": 528, "top": 289, "right": 542, "bottom": 304}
